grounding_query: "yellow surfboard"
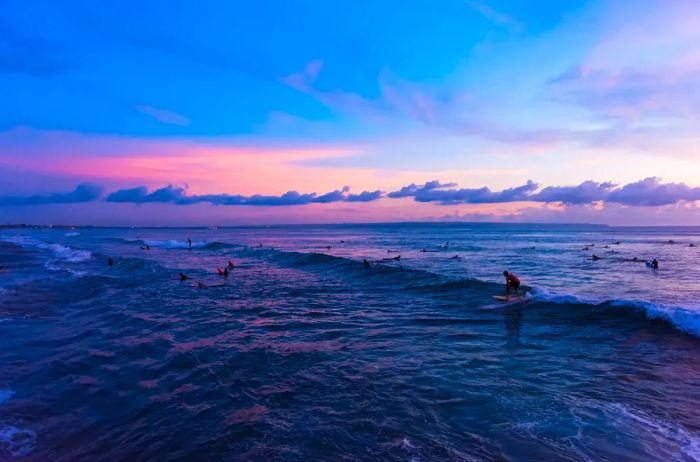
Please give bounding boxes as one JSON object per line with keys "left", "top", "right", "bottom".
{"left": 493, "top": 295, "right": 521, "bottom": 302}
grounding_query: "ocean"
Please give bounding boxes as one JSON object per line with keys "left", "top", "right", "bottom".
{"left": 0, "top": 223, "right": 699, "bottom": 461}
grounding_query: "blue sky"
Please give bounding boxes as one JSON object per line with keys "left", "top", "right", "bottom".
{"left": 1, "top": 0, "right": 700, "bottom": 225}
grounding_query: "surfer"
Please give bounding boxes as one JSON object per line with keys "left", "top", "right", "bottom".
{"left": 451, "top": 255, "right": 461, "bottom": 260}
{"left": 187, "top": 238, "right": 192, "bottom": 249}
{"left": 503, "top": 271, "right": 520, "bottom": 298}
{"left": 363, "top": 259, "right": 371, "bottom": 267}
{"left": 107, "top": 257, "right": 114, "bottom": 267}
{"left": 382, "top": 255, "right": 401, "bottom": 261}
{"left": 591, "top": 254, "right": 602, "bottom": 260}
{"left": 141, "top": 244, "right": 151, "bottom": 250}
{"left": 227, "top": 260, "right": 234, "bottom": 269}
{"left": 690, "top": 243, "right": 696, "bottom": 247}
{"left": 651, "top": 258, "right": 659, "bottom": 269}
{"left": 179, "top": 272, "right": 189, "bottom": 281}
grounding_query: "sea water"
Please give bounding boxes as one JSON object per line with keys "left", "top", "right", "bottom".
{"left": 1, "top": 223, "right": 699, "bottom": 461}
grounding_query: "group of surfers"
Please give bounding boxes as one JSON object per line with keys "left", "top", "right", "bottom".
{"left": 104, "top": 237, "right": 678, "bottom": 295}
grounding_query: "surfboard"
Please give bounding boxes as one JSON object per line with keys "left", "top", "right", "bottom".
{"left": 493, "top": 295, "right": 521, "bottom": 302}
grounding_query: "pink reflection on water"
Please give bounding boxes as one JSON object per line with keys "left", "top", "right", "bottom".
{"left": 225, "top": 404, "right": 267, "bottom": 426}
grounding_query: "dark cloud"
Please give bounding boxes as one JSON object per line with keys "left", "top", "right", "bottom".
{"left": 106, "top": 185, "right": 189, "bottom": 204}
{"left": 346, "top": 190, "right": 383, "bottom": 202}
{"left": 533, "top": 180, "right": 616, "bottom": 204}
{"left": 387, "top": 180, "right": 457, "bottom": 199}
{"left": 313, "top": 186, "right": 351, "bottom": 204}
{"left": 607, "top": 177, "right": 700, "bottom": 206}
{"left": 0, "top": 184, "right": 102, "bottom": 206}
{"left": 106, "top": 185, "right": 384, "bottom": 206}
{"left": 388, "top": 180, "right": 539, "bottom": 204}
{"left": 8, "top": 178, "right": 700, "bottom": 210}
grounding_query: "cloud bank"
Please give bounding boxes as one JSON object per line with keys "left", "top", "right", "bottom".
{"left": 105, "top": 185, "right": 382, "bottom": 206}
{"left": 4, "top": 178, "right": 700, "bottom": 209}
{"left": 0, "top": 184, "right": 102, "bottom": 206}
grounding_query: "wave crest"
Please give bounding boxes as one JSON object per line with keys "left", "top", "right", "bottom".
{"left": 530, "top": 289, "right": 700, "bottom": 338}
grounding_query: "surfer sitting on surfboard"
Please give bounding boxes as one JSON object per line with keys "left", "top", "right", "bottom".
{"left": 503, "top": 271, "right": 521, "bottom": 298}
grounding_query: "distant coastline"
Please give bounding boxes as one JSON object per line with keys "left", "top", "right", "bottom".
{"left": 1, "top": 221, "right": 615, "bottom": 229}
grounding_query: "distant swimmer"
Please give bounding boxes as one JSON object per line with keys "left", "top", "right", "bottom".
{"left": 591, "top": 254, "right": 602, "bottom": 260}
{"left": 668, "top": 240, "right": 675, "bottom": 244}
{"left": 188, "top": 238, "right": 192, "bottom": 249}
{"left": 420, "top": 249, "right": 426, "bottom": 253}
{"left": 451, "top": 255, "right": 461, "bottom": 260}
{"left": 363, "top": 259, "right": 371, "bottom": 267}
{"left": 227, "top": 260, "right": 234, "bottom": 269}
{"left": 382, "top": 255, "right": 401, "bottom": 261}
{"left": 179, "top": 272, "right": 189, "bottom": 281}
{"left": 503, "top": 271, "right": 521, "bottom": 298}
{"left": 107, "top": 257, "right": 114, "bottom": 267}
{"left": 197, "top": 281, "right": 205, "bottom": 288}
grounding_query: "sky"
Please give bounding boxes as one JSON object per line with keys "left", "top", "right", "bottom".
{"left": 1, "top": 0, "right": 700, "bottom": 226}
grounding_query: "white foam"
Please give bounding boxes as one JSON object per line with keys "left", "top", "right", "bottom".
{"left": 1, "top": 236, "right": 91, "bottom": 263}
{"left": 48, "top": 243, "right": 91, "bottom": 262}
{"left": 529, "top": 288, "right": 700, "bottom": 338}
{"left": 0, "top": 425, "right": 36, "bottom": 457}
{"left": 401, "top": 437, "right": 416, "bottom": 449}
{"left": 604, "top": 403, "right": 700, "bottom": 461}
{"left": 44, "top": 260, "right": 88, "bottom": 277}
{"left": 143, "top": 239, "right": 207, "bottom": 249}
